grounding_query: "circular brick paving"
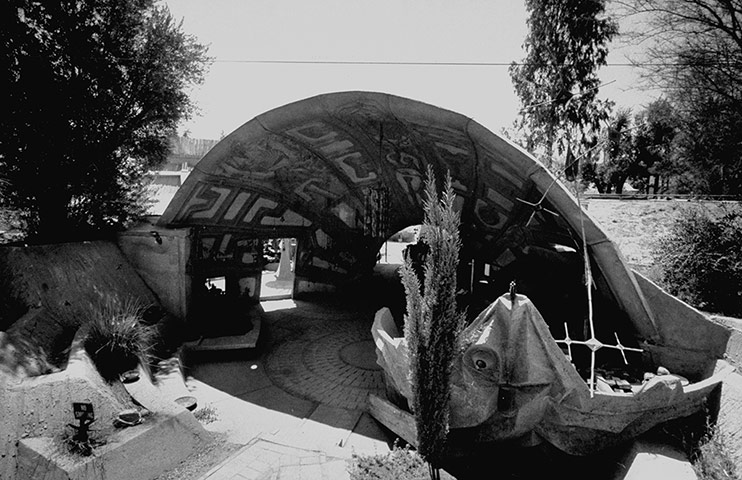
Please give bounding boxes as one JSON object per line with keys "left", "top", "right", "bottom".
{"left": 265, "top": 321, "right": 385, "bottom": 410}
{"left": 339, "top": 340, "right": 379, "bottom": 370}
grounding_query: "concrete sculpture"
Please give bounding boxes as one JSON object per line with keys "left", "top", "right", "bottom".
{"left": 372, "top": 294, "right": 733, "bottom": 454}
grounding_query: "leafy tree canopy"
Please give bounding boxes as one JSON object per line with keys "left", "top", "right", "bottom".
{"left": 581, "top": 100, "right": 683, "bottom": 194}
{"left": 620, "top": 0, "right": 742, "bottom": 195}
{"left": 582, "top": 109, "right": 634, "bottom": 194}
{"left": 510, "top": 0, "right": 618, "bottom": 168}
{"left": 0, "top": 0, "right": 209, "bottom": 241}
{"left": 632, "top": 98, "right": 680, "bottom": 192}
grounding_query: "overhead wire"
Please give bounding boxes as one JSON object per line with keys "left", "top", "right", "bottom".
{"left": 208, "top": 59, "right": 738, "bottom": 67}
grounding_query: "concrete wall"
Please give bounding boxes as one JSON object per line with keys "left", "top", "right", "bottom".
{"left": 0, "top": 241, "right": 159, "bottom": 332}
{"left": 4, "top": 333, "right": 206, "bottom": 480}
{"left": 117, "top": 219, "right": 191, "bottom": 320}
{"left": 0, "top": 335, "right": 134, "bottom": 479}
{"left": 0, "top": 241, "right": 161, "bottom": 372}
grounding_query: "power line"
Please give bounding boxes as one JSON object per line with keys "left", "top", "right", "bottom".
{"left": 209, "top": 59, "right": 738, "bottom": 67}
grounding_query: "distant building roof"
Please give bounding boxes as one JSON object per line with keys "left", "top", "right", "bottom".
{"left": 169, "top": 136, "right": 219, "bottom": 159}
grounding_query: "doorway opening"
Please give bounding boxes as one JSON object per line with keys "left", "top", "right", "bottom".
{"left": 260, "top": 238, "right": 296, "bottom": 300}
{"left": 205, "top": 275, "right": 226, "bottom": 294}
{"left": 377, "top": 225, "right": 420, "bottom": 265}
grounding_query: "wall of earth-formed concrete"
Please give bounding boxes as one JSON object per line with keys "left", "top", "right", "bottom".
{"left": 0, "top": 241, "right": 160, "bottom": 373}
{"left": 2, "top": 332, "right": 205, "bottom": 480}
{"left": 0, "top": 334, "right": 134, "bottom": 479}
{"left": 117, "top": 218, "right": 192, "bottom": 320}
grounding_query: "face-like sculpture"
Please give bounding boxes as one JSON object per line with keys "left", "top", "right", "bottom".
{"left": 372, "top": 294, "right": 725, "bottom": 455}
{"left": 448, "top": 295, "right": 578, "bottom": 441}
{"left": 374, "top": 295, "right": 584, "bottom": 439}
{"left": 449, "top": 329, "right": 503, "bottom": 427}
{"left": 373, "top": 294, "right": 583, "bottom": 443}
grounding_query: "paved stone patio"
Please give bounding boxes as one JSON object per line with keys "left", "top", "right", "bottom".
{"left": 265, "top": 318, "right": 385, "bottom": 410}
{"left": 182, "top": 298, "right": 397, "bottom": 480}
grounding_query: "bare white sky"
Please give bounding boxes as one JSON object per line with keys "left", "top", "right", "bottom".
{"left": 165, "top": 0, "right": 656, "bottom": 140}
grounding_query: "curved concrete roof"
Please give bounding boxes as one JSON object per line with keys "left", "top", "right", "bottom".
{"left": 158, "top": 91, "right": 657, "bottom": 339}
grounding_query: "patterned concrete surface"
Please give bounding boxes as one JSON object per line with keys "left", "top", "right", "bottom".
{"left": 182, "top": 298, "right": 396, "bottom": 480}
{"left": 265, "top": 321, "right": 385, "bottom": 410}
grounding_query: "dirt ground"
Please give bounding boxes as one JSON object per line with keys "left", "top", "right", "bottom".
{"left": 583, "top": 198, "right": 726, "bottom": 271}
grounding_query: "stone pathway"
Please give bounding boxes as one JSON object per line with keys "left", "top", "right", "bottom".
{"left": 264, "top": 320, "right": 385, "bottom": 410}
{"left": 179, "top": 299, "right": 395, "bottom": 480}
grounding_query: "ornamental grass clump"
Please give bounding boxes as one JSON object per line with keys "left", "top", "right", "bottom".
{"left": 398, "top": 166, "right": 466, "bottom": 479}
{"left": 691, "top": 425, "right": 739, "bottom": 480}
{"left": 83, "top": 297, "right": 155, "bottom": 381}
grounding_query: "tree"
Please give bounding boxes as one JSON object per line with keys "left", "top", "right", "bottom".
{"left": 620, "top": 0, "right": 742, "bottom": 195}
{"left": 0, "top": 0, "right": 209, "bottom": 241}
{"left": 398, "top": 167, "right": 466, "bottom": 479}
{"left": 510, "top": 0, "right": 618, "bottom": 170}
{"left": 671, "top": 85, "right": 742, "bottom": 195}
{"left": 581, "top": 102, "right": 685, "bottom": 194}
{"left": 632, "top": 99, "right": 680, "bottom": 193}
{"left": 581, "top": 109, "right": 635, "bottom": 194}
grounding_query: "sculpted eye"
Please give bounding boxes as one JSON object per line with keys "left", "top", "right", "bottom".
{"left": 467, "top": 347, "right": 499, "bottom": 381}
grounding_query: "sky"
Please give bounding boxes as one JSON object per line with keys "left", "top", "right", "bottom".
{"left": 164, "top": 0, "right": 657, "bottom": 141}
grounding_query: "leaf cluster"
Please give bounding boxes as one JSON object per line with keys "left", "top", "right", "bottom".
{"left": 0, "top": 0, "right": 210, "bottom": 240}
{"left": 510, "top": 0, "right": 618, "bottom": 164}
{"left": 398, "top": 167, "right": 466, "bottom": 469}
{"left": 619, "top": 0, "right": 742, "bottom": 195}
{"left": 581, "top": 99, "right": 682, "bottom": 194}
{"left": 349, "top": 442, "right": 429, "bottom": 480}
{"left": 652, "top": 205, "right": 742, "bottom": 317}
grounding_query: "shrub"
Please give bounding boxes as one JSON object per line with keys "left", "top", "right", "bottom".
{"left": 194, "top": 404, "right": 219, "bottom": 424}
{"left": 61, "top": 428, "right": 105, "bottom": 457}
{"left": 653, "top": 205, "right": 742, "bottom": 317}
{"left": 691, "top": 425, "right": 739, "bottom": 480}
{"left": 348, "top": 443, "right": 429, "bottom": 480}
{"left": 83, "top": 297, "right": 156, "bottom": 381}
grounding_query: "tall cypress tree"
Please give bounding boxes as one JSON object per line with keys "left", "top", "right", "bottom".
{"left": 399, "top": 167, "right": 466, "bottom": 479}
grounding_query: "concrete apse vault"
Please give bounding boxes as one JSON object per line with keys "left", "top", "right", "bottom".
{"left": 157, "top": 91, "right": 668, "bottom": 351}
